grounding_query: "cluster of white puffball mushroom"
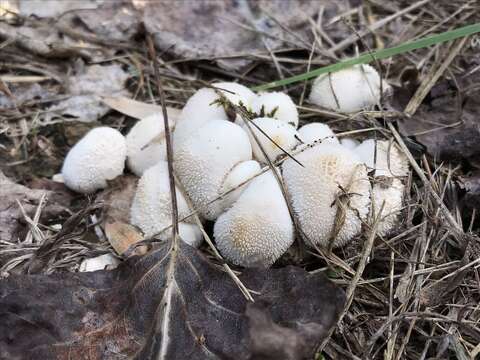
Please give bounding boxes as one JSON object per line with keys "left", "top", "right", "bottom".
{"left": 61, "top": 64, "right": 409, "bottom": 268}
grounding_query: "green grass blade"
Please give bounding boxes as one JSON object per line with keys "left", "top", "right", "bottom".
{"left": 253, "top": 23, "right": 480, "bottom": 91}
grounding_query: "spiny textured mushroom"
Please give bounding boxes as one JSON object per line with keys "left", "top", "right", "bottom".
{"left": 174, "top": 119, "right": 253, "bottom": 220}
{"left": 130, "top": 161, "right": 202, "bottom": 247}
{"left": 297, "top": 123, "right": 339, "bottom": 146}
{"left": 214, "top": 171, "right": 294, "bottom": 267}
{"left": 220, "top": 160, "right": 261, "bottom": 209}
{"left": 356, "top": 139, "right": 409, "bottom": 236}
{"left": 250, "top": 92, "right": 299, "bottom": 128}
{"left": 212, "top": 82, "right": 256, "bottom": 109}
{"left": 245, "top": 117, "right": 298, "bottom": 164}
{"left": 126, "top": 113, "right": 175, "bottom": 176}
{"left": 174, "top": 83, "right": 255, "bottom": 146}
{"left": 355, "top": 139, "right": 409, "bottom": 177}
{"left": 309, "top": 64, "right": 390, "bottom": 113}
{"left": 62, "top": 127, "right": 126, "bottom": 194}
{"left": 283, "top": 142, "right": 371, "bottom": 248}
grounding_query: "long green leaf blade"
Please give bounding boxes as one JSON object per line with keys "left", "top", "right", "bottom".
{"left": 253, "top": 23, "right": 480, "bottom": 91}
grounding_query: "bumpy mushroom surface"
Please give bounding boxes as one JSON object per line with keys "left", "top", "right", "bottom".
{"left": 309, "top": 64, "right": 389, "bottom": 113}
{"left": 250, "top": 92, "right": 299, "bottom": 127}
{"left": 297, "top": 123, "right": 339, "bottom": 146}
{"left": 220, "top": 160, "right": 261, "bottom": 209}
{"left": 355, "top": 139, "right": 409, "bottom": 177}
{"left": 212, "top": 82, "right": 256, "bottom": 108}
{"left": 245, "top": 117, "right": 298, "bottom": 164}
{"left": 130, "top": 161, "right": 201, "bottom": 247}
{"left": 283, "top": 143, "right": 371, "bottom": 248}
{"left": 174, "top": 119, "right": 253, "bottom": 220}
{"left": 174, "top": 83, "right": 255, "bottom": 146}
{"left": 126, "top": 113, "right": 175, "bottom": 176}
{"left": 356, "top": 139, "right": 409, "bottom": 236}
{"left": 214, "top": 171, "right": 294, "bottom": 267}
{"left": 62, "top": 127, "right": 126, "bottom": 193}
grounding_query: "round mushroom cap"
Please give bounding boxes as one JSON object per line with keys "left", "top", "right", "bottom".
{"left": 298, "top": 123, "right": 339, "bottom": 146}
{"left": 309, "top": 64, "right": 390, "bottom": 113}
{"left": 126, "top": 113, "right": 175, "bottom": 176}
{"left": 130, "top": 161, "right": 191, "bottom": 239}
{"left": 283, "top": 143, "right": 371, "bottom": 248}
{"left": 214, "top": 171, "right": 294, "bottom": 267}
{"left": 251, "top": 92, "right": 299, "bottom": 128}
{"left": 245, "top": 117, "right": 298, "bottom": 164}
{"left": 174, "top": 119, "right": 253, "bottom": 220}
{"left": 370, "top": 178, "right": 405, "bottom": 236}
{"left": 174, "top": 88, "right": 227, "bottom": 147}
{"left": 62, "top": 127, "right": 126, "bottom": 194}
{"left": 178, "top": 222, "right": 203, "bottom": 248}
{"left": 340, "top": 138, "right": 360, "bottom": 150}
{"left": 212, "top": 82, "right": 256, "bottom": 108}
{"left": 355, "top": 139, "right": 409, "bottom": 177}
{"left": 220, "top": 160, "right": 261, "bottom": 209}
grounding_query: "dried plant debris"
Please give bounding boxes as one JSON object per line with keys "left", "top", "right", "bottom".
{"left": 396, "top": 66, "right": 480, "bottom": 166}
{"left": 44, "top": 62, "right": 130, "bottom": 123}
{"left": 0, "top": 171, "right": 69, "bottom": 244}
{"left": 0, "top": 241, "right": 345, "bottom": 359}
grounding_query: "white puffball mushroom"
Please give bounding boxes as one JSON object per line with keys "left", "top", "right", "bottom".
{"left": 79, "top": 253, "right": 120, "bottom": 272}
{"left": 214, "top": 171, "right": 294, "bottom": 267}
{"left": 174, "top": 83, "right": 255, "bottom": 147}
{"left": 220, "top": 160, "right": 261, "bottom": 209}
{"left": 309, "top": 64, "right": 390, "bottom": 113}
{"left": 245, "top": 117, "right": 298, "bottom": 164}
{"left": 355, "top": 139, "right": 409, "bottom": 177}
{"left": 62, "top": 127, "right": 126, "bottom": 194}
{"left": 283, "top": 143, "right": 371, "bottom": 248}
{"left": 126, "top": 113, "right": 175, "bottom": 176}
{"left": 297, "top": 123, "right": 339, "bottom": 146}
{"left": 178, "top": 223, "right": 203, "bottom": 248}
{"left": 130, "top": 161, "right": 201, "bottom": 247}
{"left": 174, "top": 119, "right": 253, "bottom": 220}
{"left": 355, "top": 139, "right": 409, "bottom": 236}
{"left": 250, "top": 92, "right": 299, "bottom": 128}
{"left": 340, "top": 138, "right": 360, "bottom": 150}
{"left": 212, "top": 82, "right": 256, "bottom": 108}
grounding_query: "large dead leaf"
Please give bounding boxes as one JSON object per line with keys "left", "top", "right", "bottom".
{"left": 396, "top": 70, "right": 480, "bottom": 167}
{"left": 140, "top": 0, "right": 338, "bottom": 70}
{"left": 0, "top": 241, "right": 344, "bottom": 359}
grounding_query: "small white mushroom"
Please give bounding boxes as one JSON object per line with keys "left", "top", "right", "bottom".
{"left": 174, "top": 83, "right": 255, "bottom": 146}
{"left": 309, "top": 64, "right": 390, "bottom": 113}
{"left": 250, "top": 92, "right": 299, "bottom": 128}
{"left": 178, "top": 223, "right": 203, "bottom": 248}
{"left": 220, "top": 160, "right": 261, "bottom": 209}
{"left": 174, "top": 119, "right": 253, "bottom": 220}
{"left": 355, "top": 139, "right": 409, "bottom": 177}
{"left": 130, "top": 161, "right": 202, "bottom": 247}
{"left": 62, "top": 127, "right": 126, "bottom": 193}
{"left": 297, "top": 123, "right": 339, "bottom": 146}
{"left": 283, "top": 143, "right": 371, "bottom": 248}
{"left": 126, "top": 113, "right": 175, "bottom": 176}
{"left": 79, "top": 253, "right": 120, "bottom": 272}
{"left": 214, "top": 171, "right": 294, "bottom": 267}
{"left": 245, "top": 117, "right": 298, "bottom": 164}
{"left": 212, "top": 82, "right": 256, "bottom": 108}
{"left": 340, "top": 138, "right": 360, "bottom": 150}
{"left": 356, "top": 139, "right": 409, "bottom": 236}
